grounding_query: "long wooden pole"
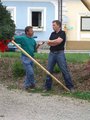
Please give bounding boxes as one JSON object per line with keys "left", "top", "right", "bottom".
{"left": 81, "top": 0, "right": 90, "bottom": 11}
{"left": 12, "top": 41, "right": 70, "bottom": 92}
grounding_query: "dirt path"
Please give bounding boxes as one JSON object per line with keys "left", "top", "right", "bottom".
{"left": 0, "top": 84, "right": 90, "bottom": 120}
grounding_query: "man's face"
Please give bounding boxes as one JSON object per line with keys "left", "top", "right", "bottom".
{"left": 52, "top": 22, "right": 60, "bottom": 31}
{"left": 27, "top": 28, "right": 34, "bottom": 37}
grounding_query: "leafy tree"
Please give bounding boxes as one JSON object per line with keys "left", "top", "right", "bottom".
{"left": 0, "top": 2, "right": 15, "bottom": 41}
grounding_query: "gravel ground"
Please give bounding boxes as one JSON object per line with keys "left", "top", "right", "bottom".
{"left": 0, "top": 84, "right": 90, "bottom": 120}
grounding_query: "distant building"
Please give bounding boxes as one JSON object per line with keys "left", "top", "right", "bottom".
{"left": 2, "top": 0, "right": 90, "bottom": 51}
{"left": 62, "top": 0, "right": 90, "bottom": 51}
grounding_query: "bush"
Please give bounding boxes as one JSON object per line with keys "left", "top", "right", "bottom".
{"left": 0, "top": 2, "right": 15, "bottom": 41}
{"left": 54, "top": 64, "right": 61, "bottom": 73}
{"left": 12, "top": 61, "right": 25, "bottom": 78}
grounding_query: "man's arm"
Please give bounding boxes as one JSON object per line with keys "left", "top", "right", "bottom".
{"left": 12, "top": 36, "right": 22, "bottom": 44}
{"left": 36, "top": 41, "right": 45, "bottom": 50}
{"left": 47, "top": 37, "right": 63, "bottom": 46}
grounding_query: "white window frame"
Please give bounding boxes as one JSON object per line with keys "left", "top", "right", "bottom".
{"left": 6, "top": 7, "right": 16, "bottom": 24}
{"left": 77, "top": 12, "right": 90, "bottom": 40}
{"left": 27, "top": 7, "right": 46, "bottom": 31}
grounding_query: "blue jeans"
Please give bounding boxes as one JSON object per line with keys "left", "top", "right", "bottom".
{"left": 45, "top": 51, "right": 74, "bottom": 90}
{"left": 21, "top": 54, "right": 35, "bottom": 88}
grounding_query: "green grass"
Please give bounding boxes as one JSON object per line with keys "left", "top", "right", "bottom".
{"left": 35, "top": 53, "right": 48, "bottom": 60}
{"left": 26, "top": 87, "right": 54, "bottom": 96}
{"left": 62, "top": 91, "right": 90, "bottom": 101}
{"left": 0, "top": 52, "right": 21, "bottom": 58}
{"left": 24, "top": 87, "right": 90, "bottom": 101}
{"left": 66, "top": 53, "right": 90, "bottom": 63}
{"left": 0, "top": 52, "right": 90, "bottom": 63}
{"left": 35, "top": 53, "right": 90, "bottom": 63}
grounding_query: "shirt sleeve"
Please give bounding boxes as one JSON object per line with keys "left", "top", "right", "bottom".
{"left": 49, "top": 33, "right": 53, "bottom": 40}
{"left": 60, "top": 31, "right": 66, "bottom": 42}
{"left": 14, "top": 36, "right": 23, "bottom": 45}
{"left": 34, "top": 40, "right": 37, "bottom": 52}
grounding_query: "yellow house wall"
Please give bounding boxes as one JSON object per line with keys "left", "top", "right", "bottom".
{"left": 65, "top": 0, "right": 90, "bottom": 41}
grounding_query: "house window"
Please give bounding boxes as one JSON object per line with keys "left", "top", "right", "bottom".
{"left": 7, "top": 7, "right": 16, "bottom": 24}
{"left": 32, "top": 11, "right": 41, "bottom": 27}
{"left": 28, "top": 7, "right": 46, "bottom": 31}
{"left": 81, "top": 16, "right": 90, "bottom": 31}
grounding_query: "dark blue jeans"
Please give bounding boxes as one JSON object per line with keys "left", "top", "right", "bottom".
{"left": 21, "top": 54, "right": 35, "bottom": 88}
{"left": 45, "top": 51, "right": 74, "bottom": 90}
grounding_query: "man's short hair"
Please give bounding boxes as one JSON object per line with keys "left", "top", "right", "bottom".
{"left": 52, "top": 20, "right": 61, "bottom": 27}
{"left": 25, "top": 26, "right": 33, "bottom": 34}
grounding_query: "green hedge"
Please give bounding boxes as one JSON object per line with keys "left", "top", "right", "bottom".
{"left": 12, "top": 61, "right": 25, "bottom": 78}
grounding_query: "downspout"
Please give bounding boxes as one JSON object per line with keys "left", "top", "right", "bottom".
{"left": 58, "top": 0, "right": 62, "bottom": 28}
{"left": 81, "top": 0, "right": 90, "bottom": 11}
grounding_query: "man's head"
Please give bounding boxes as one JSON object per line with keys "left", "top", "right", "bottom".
{"left": 52, "top": 20, "right": 61, "bottom": 32}
{"left": 25, "top": 26, "right": 34, "bottom": 37}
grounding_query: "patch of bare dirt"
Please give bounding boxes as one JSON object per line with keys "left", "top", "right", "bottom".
{"left": 0, "top": 58, "right": 90, "bottom": 91}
